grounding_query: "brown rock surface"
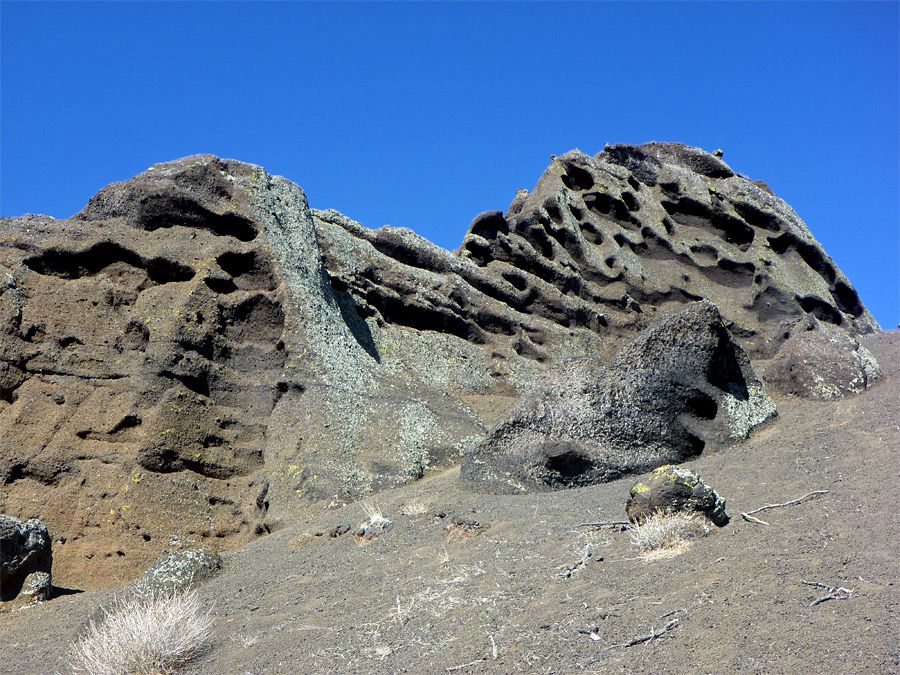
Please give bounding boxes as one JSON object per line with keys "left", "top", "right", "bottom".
{"left": 0, "top": 156, "right": 486, "bottom": 590}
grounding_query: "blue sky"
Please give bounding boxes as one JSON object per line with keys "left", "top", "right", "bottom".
{"left": 2, "top": 2, "right": 897, "bottom": 328}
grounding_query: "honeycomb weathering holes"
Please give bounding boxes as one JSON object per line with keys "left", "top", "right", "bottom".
{"left": 138, "top": 195, "right": 258, "bottom": 242}
{"left": 24, "top": 243, "right": 195, "bottom": 284}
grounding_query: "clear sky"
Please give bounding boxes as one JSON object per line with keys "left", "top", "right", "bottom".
{"left": 2, "top": 1, "right": 897, "bottom": 329}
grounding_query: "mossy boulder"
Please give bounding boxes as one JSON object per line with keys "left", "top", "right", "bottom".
{"left": 136, "top": 548, "right": 222, "bottom": 594}
{"left": 626, "top": 465, "right": 728, "bottom": 526}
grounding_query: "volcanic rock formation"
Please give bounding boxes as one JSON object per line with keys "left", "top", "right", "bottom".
{"left": 0, "top": 514, "right": 52, "bottom": 602}
{"left": 0, "top": 144, "right": 879, "bottom": 590}
{"left": 460, "top": 301, "right": 776, "bottom": 493}
{"left": 763, "top": 314, "right": 881, "bottom": 399}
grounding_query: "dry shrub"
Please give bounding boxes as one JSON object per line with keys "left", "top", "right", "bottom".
{"left": 628, "top": 511, "right": 710, "bottom": 560}
{"left": 400, "top": 499, "right": 429, "bottom": 520}
{"left": 68, "top": 589, "right": 212, "bottom": 675}
{"left": 353, "top": 505, "right": 392, "bottom": 543}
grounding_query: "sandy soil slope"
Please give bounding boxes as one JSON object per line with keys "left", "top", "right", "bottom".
{"left": 1, "top": 331, "right": 897, "bottom": 675}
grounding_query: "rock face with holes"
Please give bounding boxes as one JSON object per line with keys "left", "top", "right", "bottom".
{"left": 460, "top": 301, "right": 776, "bottom": 493}
{"left": 763, "top": 315, "right": 882, "bottom": 399}
{"left": 0, "top": 144, "right": 878, "bottom": 589}
{"left": 0, "top": 513, "right": 52, "bottom": 602}
{"left": 0, "top": 155, "right": 487, "bottom": 589}
{"left": 453, "top": 144, "right": 879, "bottom": 359}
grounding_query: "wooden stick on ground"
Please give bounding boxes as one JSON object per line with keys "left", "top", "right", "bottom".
{"left": 575, "top": 521, "right": 630, "bottom": 529}
{"left": 558, "top": 544, "right": 595, "bottom": 579}
{"left": 740, "top": 490, "right": 829, "bottom": 525}
{"left": 801, "top": 580, "right": 853, "bottom": 607}
{"left": 446, "top": 659, "right": 485, "bottom": 671}
{"left": 607, "top": 619, "right": 679, "bottom": 649}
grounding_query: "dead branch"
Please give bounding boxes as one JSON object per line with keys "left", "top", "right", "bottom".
{"left": 802, "top": 579, "right": 853, "bottom": 607}
{"left": 745, "top": 490, "right": 829, "bottom": 516}
{"left": 658, "top": 608, "right": 683, "bottom": 620}
{"left": 740, "top": 490, "right": 829, "bottom": 524}
{"left": 446, "top": 658, "right": 485, "bottom": 671}
{"left": 575, "top": 521, "right": 630, "bottom": 529}
{"left": 558, "top": 544, "right": 597, "bottom": 579}
{"left": 607, "top": 619, "right": 679, "bottom": 649}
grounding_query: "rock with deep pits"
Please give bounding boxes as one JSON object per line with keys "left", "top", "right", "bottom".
{"left": 460, "top": 301, "right": 776, "bottom": 494}
{"left": 0, "top": 146, "right": 878, "bottom": 590}
{"left": 763, "top": 315, "right": 881, "bottom": 399}
{"left": 626, "top": 465, "right": 729, "bottom": 526}
{"left": 455, "top": 143, "right": 879, "bottom": 359}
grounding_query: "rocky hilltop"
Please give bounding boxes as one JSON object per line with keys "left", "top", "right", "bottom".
{"left": 0, "top": 144, "right": 880, "bottom": 590}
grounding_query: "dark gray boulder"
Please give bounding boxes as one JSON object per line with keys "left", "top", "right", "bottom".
{"left": 460, "top": 301, "right": 776, "bottom": 493}
{"left": 0, "top": 513, "right": 52, "bottom": 602}
{"left": 625, "top": 465, "right": 729, "bottom": 526}
{"left": 763, "top": 315, "right": 881, "bottom": 399}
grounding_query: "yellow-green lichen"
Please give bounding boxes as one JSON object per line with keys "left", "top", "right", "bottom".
{"left": 631, "top": 481, "right": 651, "bottom": 495}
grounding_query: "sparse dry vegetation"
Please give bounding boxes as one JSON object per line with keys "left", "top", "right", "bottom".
{"left": 400, "top": 498, "right": 430, "bottom": 520}
{"left": 627, "top": 511, "right": 710, "bottom": 560}
{"left": 353, "top": 505, "right": 393, "bottom": 543}
{"left": 67, "top": 590, "right": 212, "bottom": 675}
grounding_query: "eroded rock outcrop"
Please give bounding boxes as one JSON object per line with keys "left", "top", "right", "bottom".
{"left": 460, "top": 301, "right": 776, "bottom": 493}
{"left": 455, "top": 144, "right": 879, "bottom": 359}
{"left": 763, "top": 315, "right": 881, "bottom": 399}
{"left": 0, "top": 144, "right": 879, "bottom": 589}
{"left": 0, "top": 156, "right": 485, "bottom": 588}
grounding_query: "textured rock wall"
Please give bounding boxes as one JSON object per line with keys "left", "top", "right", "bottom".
{"left": 0, "top": 145, "right": 879, "bottom": 589}
{"left": 457, "top": 144, "right": 878, "bottom": 358}
{"left": 0, "top": 156, "right": 484, "bottom": 588}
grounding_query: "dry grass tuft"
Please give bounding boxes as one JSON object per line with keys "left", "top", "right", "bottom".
{"left": 67, "top": 589, "right": 212, "bottom": 675}
{"left": 400, "top": 499, "right": 429, "bottom": 520}
{"left": 353, "top": 505, "right": 393, "bottom": 543}
{"left": 628, "top": 511, "right": 710, "bottom": 560}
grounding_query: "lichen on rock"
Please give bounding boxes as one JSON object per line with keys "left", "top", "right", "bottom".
{"left": 460, "top": 300, "right": 776, "bottom": 493}
{"left": 626, "top": 465, "right": 729, "bottom": 526}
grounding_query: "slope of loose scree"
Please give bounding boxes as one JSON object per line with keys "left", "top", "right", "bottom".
{"left": 0, "top": 332, "right": 896, "bottom": 674}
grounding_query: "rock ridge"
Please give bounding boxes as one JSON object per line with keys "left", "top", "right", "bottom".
{"left": 0, "top": 144, "right": 879, "bottom": 590}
